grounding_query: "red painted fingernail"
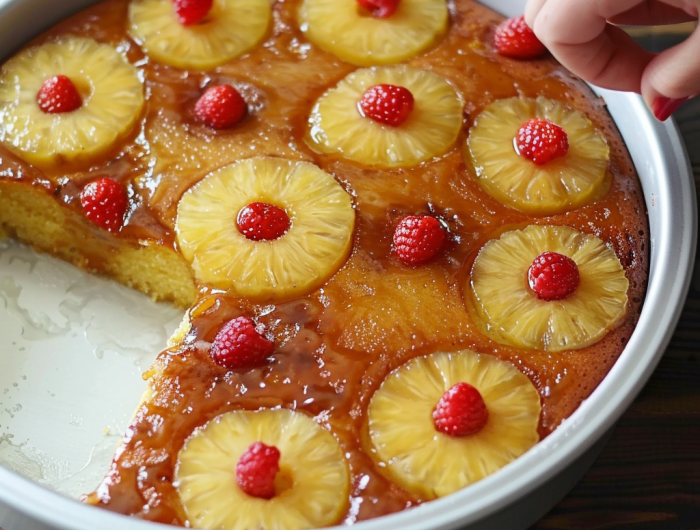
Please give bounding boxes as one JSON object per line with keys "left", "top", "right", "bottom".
{"left": 651, "top": 96, "right": 687, "bottom": 122}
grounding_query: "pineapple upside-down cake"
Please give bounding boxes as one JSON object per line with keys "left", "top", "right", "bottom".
{"left": 0, "top": 0, "right": 647, "bottom": 528}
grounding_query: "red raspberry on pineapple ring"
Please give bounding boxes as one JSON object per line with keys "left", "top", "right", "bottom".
{"left": 356, "top": 0, "right": 400, "bottom": 18}
{"left": 37, "top": 75, "right": 83, "bottom": 114}
{"left": 528, "top": 251, "right": 580, "bottom": 301}
{"left": 359, "top": 84, "right": 414, "bottom": 127}
{"left": 493, "top": 15, "right": 547, "bottom": 60}
{"left": 80, "top": 177, "right": 129, "bottom": 232}
{"left": 393, "top": 214, "right": 446, "bottom": 266}
{"left": 172, "top": 0, "right": 213, "bottom": 26}
{"left": 235, "top": 441, "right": 281, "bottom": 499}
{"left": 237, "top": 202, "right": 291, "bottom": 242}
{"left": 515, "top": 118, "right": 569, "bottom": 166}
{"left": 195, "top": 84, "right": 247, "bottom": 130}
{"left": 433, "top": 382, "right": 489, "bottom": 437}
{"left": 210, "top": 316, "right": 275, "bottom": 369}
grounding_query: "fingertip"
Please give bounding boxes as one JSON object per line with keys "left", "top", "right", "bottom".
{"left": 646, "top": 94, "right": 692, "bottom": 122}
{"left": 641, "top": 31, "right": 700, "bottom": 121}
{"left": 525, "top": 0, "right": 550, "bottom": 32}
{"left": 642, "top": 73, "right": 694, "bottom": 121}
{"left": 524, "top": 0, "right": 543, "bottom": 28}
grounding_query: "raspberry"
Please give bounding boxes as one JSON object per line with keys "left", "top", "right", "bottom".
{"left": 194, "top": 85, "right": 247, "bottom": 129}
{"left": 80, "top": 177, "right": 129, "bottom": 232}
{"left": 528, "top": 251, "right": 580, "bottom": 301}
{"left": 37, "top": 75, "right": 82, "bottom": 114}
{"left": 493, "top": 15, "right": 547, "bottom": 59}
{"left": 516, "top": 118, "right": 569, "bottom": 165}
{"left": 432, "top": 382, "right": 489, "bottom": 437}
{"left": 393, "top": 215, "right": 446, "bottom": 266}
{"left": 359, "top": 84, "right": 414, "bottom": 127}
{"left": 235, "top": 442, "right": 281, "bottom": 499}
{"left": 237, "top": 202, "right": 291, "bottom": 241}
{"left": 210, "top": 316, "right": 275, "bottom": 369}
{"left": 356, "top": 0, "right": 400, "bottom": 18}
{"left": 172, "top": 0, "right": 213, "bottom": 26}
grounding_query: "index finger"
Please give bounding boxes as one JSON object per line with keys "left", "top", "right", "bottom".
{"left": 528, "top": 0, "right": 655, "bottom": 92}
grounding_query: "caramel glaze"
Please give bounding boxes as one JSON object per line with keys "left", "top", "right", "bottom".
{"left": 0, "top": 0, "right": 648, "bottom": 526}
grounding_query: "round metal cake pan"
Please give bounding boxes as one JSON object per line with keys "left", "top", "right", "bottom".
{"left": 0, "top": 0, "right": 696, "bottom": 529}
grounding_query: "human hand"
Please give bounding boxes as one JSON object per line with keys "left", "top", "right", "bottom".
{"left": 524, "top": 0, "right": 699, "bottom": 121}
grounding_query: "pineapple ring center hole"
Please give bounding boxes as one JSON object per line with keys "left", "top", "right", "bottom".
{"left": 72, "top": 78, "right": 93, "bottom": 100}
{"left": 59, "top": 76, "right": 93, "bottom": 103}
{"left": 273, "top": 465, "right": 295, "bottom": 496}
{"left": 61, "top": 76, "right": 94, "bottom": 107}
{"left": 526, "top": 251, "right": 580, "bottom": 301}
{"left": 179, "top": 11, "right": 215, "bottom": 27}
{"left": 356, "top": 6, "right": 376, "bottom": 17}
{"left": 236, "top": 201, "right": 292, "bottom": 242}
{"left": 37, "top": 75, "right": 94, "bottom": 112}
{"left": 513, "top": 118, "right": 570, "bottom": 166}
{"left": 187, "top": 1, "right": 221, "bottom": 27}
{"left": 354, "top": 0, "right": 399, "bottom": 18}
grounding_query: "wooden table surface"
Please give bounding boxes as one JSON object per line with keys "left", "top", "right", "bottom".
{"left": 531, "top": 96, "right": 700, "bottom": 530}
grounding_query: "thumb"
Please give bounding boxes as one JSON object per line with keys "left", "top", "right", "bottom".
{"left": 642, "top": 26, "right": 700, "bottom": 121}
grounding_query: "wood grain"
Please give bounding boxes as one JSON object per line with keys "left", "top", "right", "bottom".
{"left": 532, "top": 358, "right": 700, "bottom": 530}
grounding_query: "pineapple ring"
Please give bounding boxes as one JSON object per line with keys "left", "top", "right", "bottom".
{"left": 0, "top": 37, "right": 144, "bottom": 168}
{"left": 298, "top": 0, "right": 448, "bottom": 66}
{"left": 129, "top": 0, "right": 271, "bottom": 70}
{"left": 467, "top": 97, "right": 610, "bottom": 216}
{"left": 176, "top": 157, "right": 355, "bottom": 301}
{"left": 176, "top": 409, "right": 350, "bottom": 530}
{"left": 366, "top": 350, "right": 541, "bottom": 499}
{"left": 307, "top": 66, "right": 463, "bottom": 168}
{"left": 470, "top": 225, "right": 629, "bottom": 352}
